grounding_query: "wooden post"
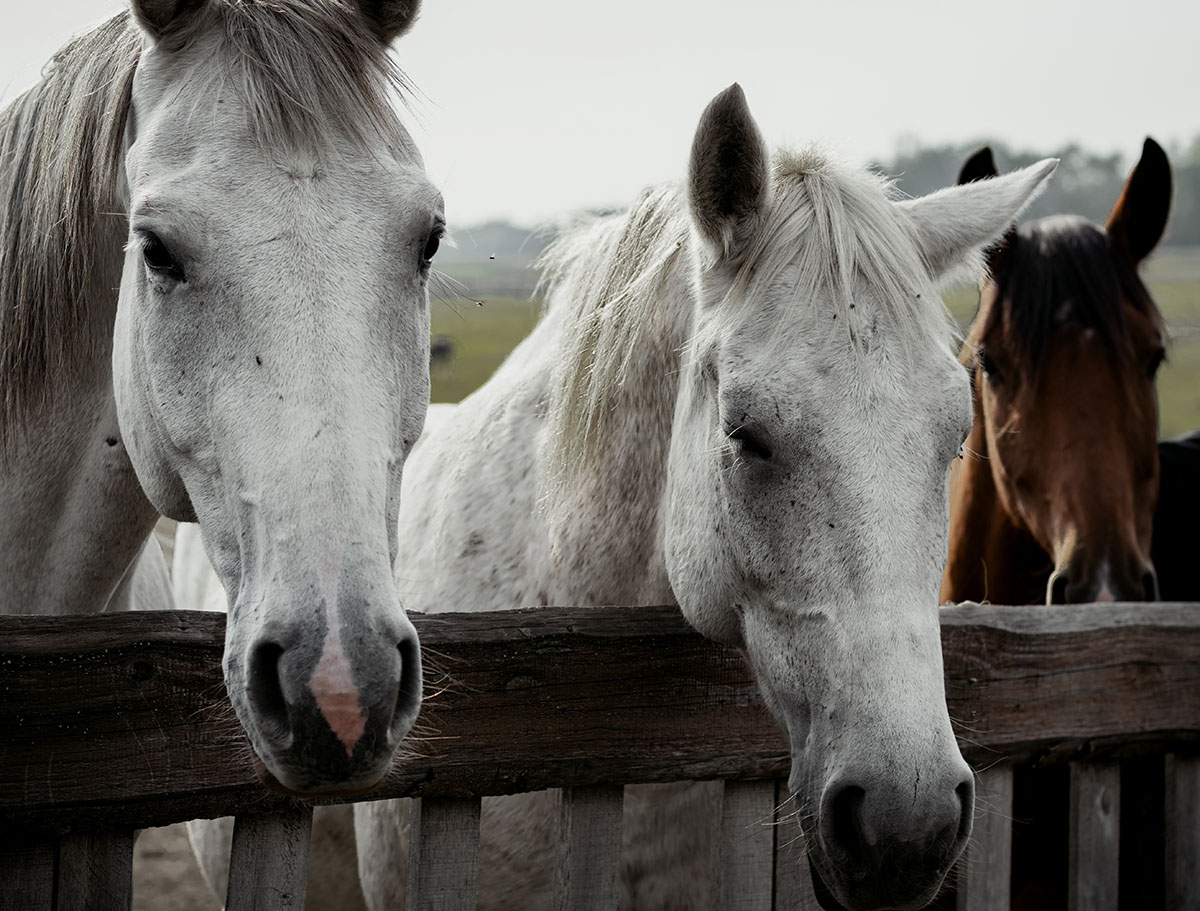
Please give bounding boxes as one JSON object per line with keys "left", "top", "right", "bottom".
{"left": 958, "top": 764, "right": 1013, "bottom": 911}
{"left": 405, "top": 797, "right": 481, "bottom": 911}
{"left": 0, "top": 832, "right": 56, "bottom": 911}
{"left": 1166, "top": 753, "right": 1200, "bottom": 910}
{"left": 553, "top": 786, "right": 623, "bottom": 911}
{"left": 719, "top": 779, "right": 775, "bottom": 911}
{"left": 225, "top": 807, "right": 313, "bottom": 911}
{"left": 57, "top": 830, "right": 134, "bottom": 911}
{"left": 1068, "top": 760, "right": 1120, "bottom": 911}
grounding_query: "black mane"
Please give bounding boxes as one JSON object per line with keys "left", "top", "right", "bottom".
{"left": 984, "top": 214, "right": 1160, "bottom": 366}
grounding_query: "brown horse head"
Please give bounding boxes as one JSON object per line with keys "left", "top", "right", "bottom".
{"left": 943, "top": 139, "right": 1171, "bottom": 606}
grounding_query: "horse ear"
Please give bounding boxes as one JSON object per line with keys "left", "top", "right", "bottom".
{"left": 958, "top": 147, "right": 999, "bottom": 185}
{"left": 130, "top": 0, "right": 208, "bottom": 44}
{"left": 956, "top": 148, "right": 1015, "bottom": 276}
{"left": 354, "top": 0, "right": 422, "bottom": 43}
{"left": 1106, "top": 137, "right": 1172, "bottom": 266}
{"left": 688, "top": 83, "right": 770, "bottom": 262}
{"left": 898, "top": 158, "right": 1057, "bottom": 282}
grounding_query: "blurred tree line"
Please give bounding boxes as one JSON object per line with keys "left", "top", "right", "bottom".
{"left": 875, "top": 136, "right": 1200, "bottom": 246}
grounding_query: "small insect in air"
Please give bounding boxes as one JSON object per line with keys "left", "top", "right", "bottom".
{"left": 488, "top": 254, "right": 495, "bottom": 260}
{"left": 476, "top": 300, "right": 485, "bottom": 308}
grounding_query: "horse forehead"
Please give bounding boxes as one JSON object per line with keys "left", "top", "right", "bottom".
{"left": 130, "top": 51, "right": 424, "bottom": 193}
{"left": 130, "top": 135, "right": 432, "bottom": 239}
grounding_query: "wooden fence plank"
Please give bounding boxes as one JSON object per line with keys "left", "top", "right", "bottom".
{"left": 771, "top": 779, "right": 821, "bottom": 911}
{"left": 225, "top": 807, "right": 313, "bottom": 911}
{"left": 405, "top": 797, "right": 481, "bottom": 911}
{"left": 56, "top": 830, "right": 133, "bottom": 911}
{"left": 1165, "top": 753, "right": 1200, "bottom": 910}
{"left": 957, "top": 764, "right": 1013, "bottom": 911}
{"left": 719, "top": 779, "right": 775, "bottom": 911}
{"left": 0, "top": 832, "right": 56, "bottom": 911}
{"left": 1, "top": 604, "right": 1199, "bottom": 832}
{"left": 1119, "top": 754, "right": 1164, "bottom": 910}
{"left": 1068, "top": 761, "right": 1120, "bottom": 911}
{"left": 553, "top": 786, "right": 623, "bottom": 911}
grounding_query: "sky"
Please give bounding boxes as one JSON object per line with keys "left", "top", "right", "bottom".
{"left": 2, "top": 0, "right": 1198, "bottom": 227}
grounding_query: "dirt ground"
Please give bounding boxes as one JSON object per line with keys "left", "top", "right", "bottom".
{"left": 133, "top": 824, "right": 219, "bottom": 911}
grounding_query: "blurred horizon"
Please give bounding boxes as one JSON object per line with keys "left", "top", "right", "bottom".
{"left": 2, "top": 0, "right": 1199, "bottom": 226}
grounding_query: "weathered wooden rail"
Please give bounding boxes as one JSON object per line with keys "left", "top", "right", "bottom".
{"left": 1, "top": 603, "right": 1198, "bottom": 910}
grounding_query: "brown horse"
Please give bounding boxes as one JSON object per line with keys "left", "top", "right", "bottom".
{"left": 942, "top": 138, "right": 1171, "bottom": 608}
{"left": 940, "top": 139, "right": 1173, "bottom": 911}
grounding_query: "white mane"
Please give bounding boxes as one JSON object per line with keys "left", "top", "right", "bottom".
{"left": 540, "top": 146, "right": 958, "bottom": 510}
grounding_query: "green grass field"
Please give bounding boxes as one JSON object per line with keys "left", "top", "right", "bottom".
{"left": 431, "top": 249, "right": 1200, "bottom": 437}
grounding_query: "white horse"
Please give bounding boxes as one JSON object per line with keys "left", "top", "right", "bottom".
{"left": 0, "top": 0, "right": 439, "bottom": 796}
{"left": 179, "top": 86, "right": 1055, "bottom": 906}
{"left": 355, "top": 85, "right": 1055, "bottom": 911}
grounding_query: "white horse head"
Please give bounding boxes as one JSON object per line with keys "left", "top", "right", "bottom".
{"left": 657, "top": 86, "right": 1055, "bottom": 908}
{"left": 115, "top": 0, "right": 440, "bottom": 795}
{"left": 1, "top": 0, "right": 438, "bottom": 795}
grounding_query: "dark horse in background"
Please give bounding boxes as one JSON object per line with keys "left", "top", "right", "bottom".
{"left": 941, "top": 139, "right": 1173, "bottom": 909}
{"left": 942, "top": 139, "right": 1170, "bottom": 607}
{"left": 1155, "top": 430, "right": 1200, "bottom": 601}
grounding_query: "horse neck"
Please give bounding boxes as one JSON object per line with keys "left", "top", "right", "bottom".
{"left": 0, "top": 231, "right": 160, "bottom": 616}
{"left": 541, "top": 260, "right": 695, "bottom": 607}
{"left": 943, "top": 407, "right": 1051, "bottom": 606}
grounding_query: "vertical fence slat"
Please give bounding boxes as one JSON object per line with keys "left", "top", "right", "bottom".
{"left": 719, "top": 780, "right": 775, "bottom": 911}
{"left": 1166, "top": 753, "right": 1200, "bottom": 910}
{"left": 553, "top": 785, "right": 623, "bottom": 911}
{"left": 1068, "top": 760, "right": 1120, "bottom": 911}
{"left": 56, "top": 830, "right": 134, "bottom": 911}
{"left": 405, "top": 797, "right": 481, "bottom": 911}
{"left": 1119, "top": 754, "right": 1165, "bottom": 911}
{"left": 958, "top": 764, "right": 1013, "bottom": 911}
{"left": 771, "top": 779, "right": 821, "bottom": 911}
{"left": 0, "top": 832, "right": 56, "bottom": 911}
{"left": 225, "top": 807, "right": 313, "bottom": 911}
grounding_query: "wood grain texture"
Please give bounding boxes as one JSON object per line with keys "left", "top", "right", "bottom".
{"left": 0, "top": 832, "right": 56, "bottom": 911}
{"left": 405, "top": 797, "right": 480, "bottom": 911}
{"left": 56, "top": 830, "right": 133, "bottom": 911}
{"left": 225, "top": 805, "right": 312, "bottom": 911}
{"left": 957, "top": 764, "right": 1013, "bottom": 911}
{"left": 719, "top": 779, "right": 775, "bottom": 911}
{"left": 552, "top": 786, "right": 623, "bottom": 911}
{"left": 1068, "top": 761, "right": 1120, "bottom": 911}
{"left": 0, "top": 604, "right": 1198, "bottom": 833}
{"left": 1165, "top": 753, "right": 1200, "bottom": 910}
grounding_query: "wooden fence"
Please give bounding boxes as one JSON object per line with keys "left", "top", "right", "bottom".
{"left": 1, "top": 603, "right": 1198, "bottom": 910}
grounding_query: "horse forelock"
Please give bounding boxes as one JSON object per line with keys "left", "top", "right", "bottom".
{"left": 538, "top": 147, "right": 958, "bottom": 518}
{"left": 979, "top": 214, "right": 1163, "bottom": 372}
{"left": 0, "top": 1, "right": 416, "bottom": 439}
{"left": 733, "top": 149, "right": 957, "bottom": 358}
{"left": 197, "top": 0, "right": 416, "bottom": 158}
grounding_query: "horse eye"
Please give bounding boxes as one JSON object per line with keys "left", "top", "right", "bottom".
{"left": 978, "top": 351, "right": 1002, "bottom": 384}
{"left": 728, "top": 424, "right": 773, "bottom": 461}
{"left": 140, "top": 232, "right": 185, "bottom": 283}
{"left": 1148, "top": 348, "right": 1166, "bottom": 378}
{"left": 421, "top": 228, "right": 443, "bottom": 266}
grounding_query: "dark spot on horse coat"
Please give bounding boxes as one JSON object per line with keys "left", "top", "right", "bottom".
{"left": 255, "top": 355, "right": 262, "bottom": 366}
{"left": 105, "top": 437, "right": 118, "bottom": 447}
{"left": 462, "top": 531, "right": 485, "bottom": 558}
